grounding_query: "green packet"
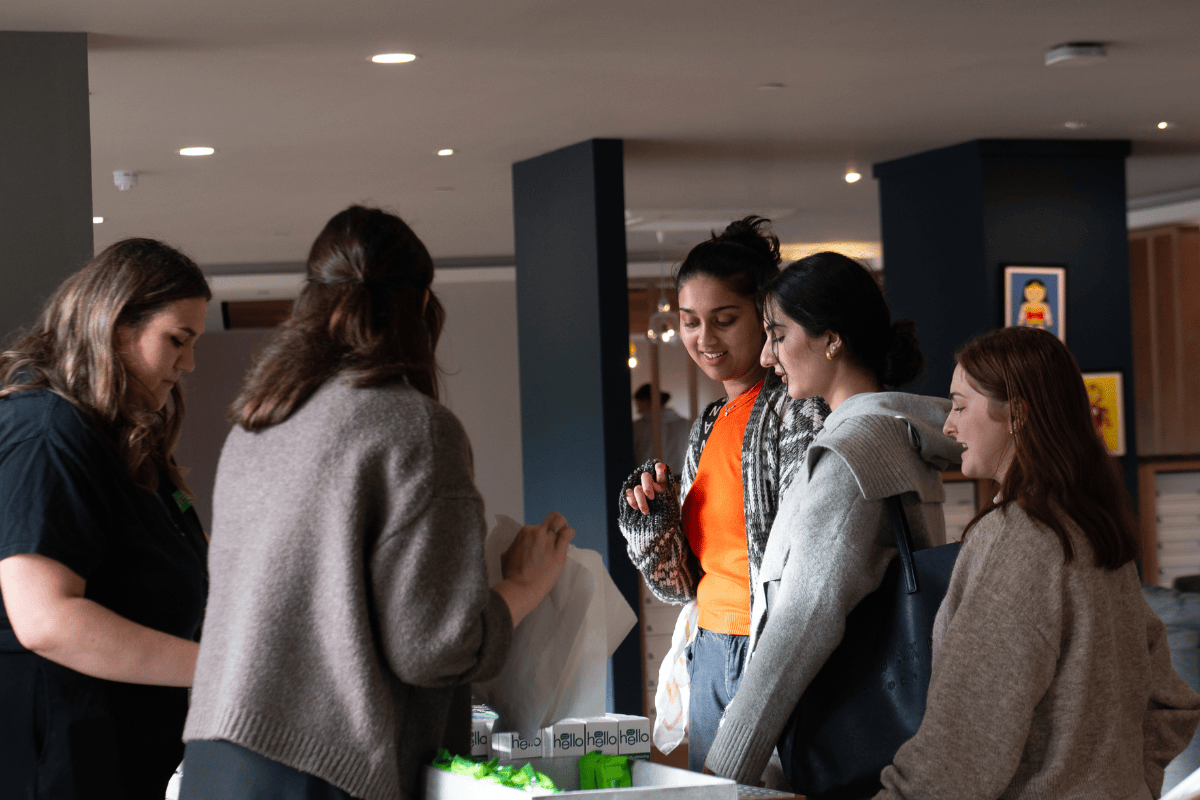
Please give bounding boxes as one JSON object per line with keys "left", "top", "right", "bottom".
{"left": 431, "top": 749, "right": 560, "bottom": 793}
{"left": 578, "top": 751, "right": 632, "bottom": 790}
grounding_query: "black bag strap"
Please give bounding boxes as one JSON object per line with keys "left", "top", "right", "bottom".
{"left": 695, "top": 398, "right": 726, "bottom": 456}
{"left": 885, "top": 495, "right": 920, "bottom": 595}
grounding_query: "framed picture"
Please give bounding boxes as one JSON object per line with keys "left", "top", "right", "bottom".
{"left": 1081, "top": 371, "right": 1126, "bottom": 456}
{"left": 1003, "top": 265, "right": 1066, "bottom": 342}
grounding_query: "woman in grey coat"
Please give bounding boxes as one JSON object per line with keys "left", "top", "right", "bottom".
{"left": 701, "top": 252, "right": 961, "bottom": 785}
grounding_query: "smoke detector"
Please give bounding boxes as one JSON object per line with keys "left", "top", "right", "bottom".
{"left": 1045, "top": 42, "right": 1106, "bottom": 67}
{"left": 114, "top": 170, "right": 138, "bottom": 191}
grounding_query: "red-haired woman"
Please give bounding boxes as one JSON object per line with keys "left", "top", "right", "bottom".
{"left": 876, "top": 326, "right": 1200, "bottom": 800}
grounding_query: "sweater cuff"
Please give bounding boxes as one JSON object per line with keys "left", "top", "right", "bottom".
{"left": 704, "top": 713, "right": 777, "bottom": 785}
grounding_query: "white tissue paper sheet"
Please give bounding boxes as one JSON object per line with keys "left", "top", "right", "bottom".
{"left": 474, "top": 515, "right": 638, "bottom": 739}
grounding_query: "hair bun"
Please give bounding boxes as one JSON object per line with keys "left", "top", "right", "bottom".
{"left": 882, "top": 319, "right": 924, "bottom": 388}
{"left": 717, "top": 216, "right": 781, "bottom": 267}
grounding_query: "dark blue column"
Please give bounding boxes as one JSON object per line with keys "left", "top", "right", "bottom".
{"left": 512, "top": 139, "right": 640, "bottom": 714}
{"left": 0, "top": 32, "right": 93, "bottom": 337}
{"left": 874, "top": 139, "right": 1137, "bottom": 502}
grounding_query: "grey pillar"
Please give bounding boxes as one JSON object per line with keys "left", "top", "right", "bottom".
{"left": 873, "top": 139, "right": 1137, "bottom": 500}
{"left": 0, "top": 32, "right": 93, "bottom": 338}
{"left": 512, "top": 139, "right": 640, "bottom": 714}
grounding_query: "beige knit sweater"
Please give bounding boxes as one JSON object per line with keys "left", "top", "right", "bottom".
{"left": 876, "top": 504, "right": 1200, "bottom": 800}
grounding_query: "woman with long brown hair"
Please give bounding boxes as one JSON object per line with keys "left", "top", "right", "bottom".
{"left": 876, "top": 326, "right": 1200, "bottom": 800}
{"left": 0, "top": 238, "right": 212, "bottom": 800}
{"left": 181, "top": 206, "right": 572, "bottom": 800}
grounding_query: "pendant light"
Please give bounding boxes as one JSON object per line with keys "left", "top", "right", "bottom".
{"left": 646, "top": 231, "right": 679, "bottom": 345}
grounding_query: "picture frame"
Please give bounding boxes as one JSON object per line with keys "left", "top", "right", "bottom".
{"left": 1081, "top": 371, "right": 1126, "bottom": 456}
{"left": 1003, "top": 265, "right": 1066, "bottom": 342}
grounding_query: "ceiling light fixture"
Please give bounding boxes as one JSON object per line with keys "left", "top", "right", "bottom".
{"left": 1063, "top": 121, "right": 1089, "bottom": 130}
{"left": 646, "top": 231, "right": 680, "bottom": 346}
{"left": 628, "top": 342, "right": 638, "bottom": 369}
{"left": 372, "top": 53, "right": 417, "bottom": 64}
{"left": 1158, "top": 121, "right": 1173, "bottom": 130}
{"left": 437, "top": 148, "right": 454, "bottom": 156}
{"left": 845, "top": 170, "right": 862, "bottom": 184}
{"left": 179, "top": 147, "right": 215, "bottom": 156}
{"left": 92, "top": 216, "right": 104, "bottom": 224}
{"left": 756, "top": 82, "right": 786, "bottom": 91}
{"left": 1045, "top": 42, "right": 1106, "bottom": 67}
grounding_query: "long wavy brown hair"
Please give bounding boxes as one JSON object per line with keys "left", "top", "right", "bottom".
{"left": 957, "top": 326, "right": 1137, "bottom": 569}
{"left": 231, "top": 206, "right": 444, "bottom": 431}
{"left": 0, "top": 238, "right": 212, "bottom": 494}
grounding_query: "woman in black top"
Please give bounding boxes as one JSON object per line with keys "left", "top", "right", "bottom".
{"left": 0, "top": 238, "right": 211, "bottom": 800}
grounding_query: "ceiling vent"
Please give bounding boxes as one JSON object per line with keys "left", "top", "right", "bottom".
{"left": 1045, "top": 42, "right": 1107, "bottom": 67}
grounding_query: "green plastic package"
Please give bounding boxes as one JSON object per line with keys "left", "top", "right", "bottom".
{"left": 431, "top": 748, "right": 559, "bottom": 793}
{"left": 578, "top": 751, "right": 632, "bottom": 789}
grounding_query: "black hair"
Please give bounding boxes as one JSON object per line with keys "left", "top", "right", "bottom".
{"left": 674, "top": 216, "right": 781, "bottom": 304}
{"left": 633, "top": 383, "right": 670, "bottom": 405}
{"left": 762, "top": 251, "right": 923, "bottom": 388}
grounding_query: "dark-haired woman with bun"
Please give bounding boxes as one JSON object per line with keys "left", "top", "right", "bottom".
{"left": 181, "top": 206, "right": 573, "bottom": 800}
{"left": 874, "top": 326, "right": 1200, "bottom": 800}
{"left": 701, "top": 251, "right": 961, "bottom": 784}
{"left": 620, "top": 217, "right": 828, "bottom": 772}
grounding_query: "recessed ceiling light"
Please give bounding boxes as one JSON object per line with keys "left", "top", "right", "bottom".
{"left": 756, "top": 82, "right": 786, "bottom": 91}
{"left": 372, "top": 53, "right": 417, "bottom": 64}
{"left": 1158, "top": 121, "right": 1173, "bottom": 130}
{"left": 437, "top": 149, "right": 454, "bottom": 156}
{"left": 179, "top": 146, "right": 215, "bottom": 156}
{"left": 1063, "top": 121, "right": 1089, "bottom": 130}
{"left": 845, "top": 170, "right": 862, "bottom": 184}
{"left": 92, "top": 216, "right": 104, "bottom": 224}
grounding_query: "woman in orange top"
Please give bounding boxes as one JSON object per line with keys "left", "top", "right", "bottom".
{"left": 619, "top": 217, "right": 828, "bottom": 772}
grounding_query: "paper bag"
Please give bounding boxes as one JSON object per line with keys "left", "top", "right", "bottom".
{"left": 474, "top": 515, "right": 638, "bottom": 738}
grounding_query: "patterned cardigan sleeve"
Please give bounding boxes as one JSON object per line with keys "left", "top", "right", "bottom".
{"left": 616, "top": 416, "right": 705, "bottom": 605}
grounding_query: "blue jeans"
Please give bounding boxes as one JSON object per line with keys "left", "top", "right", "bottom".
{"left": 687, "top": 627, "right": 749, "bottom": 772}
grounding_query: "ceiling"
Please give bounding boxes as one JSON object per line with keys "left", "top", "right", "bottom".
{"left": 5, "top": 0, "right": 1200, "bottom": 266}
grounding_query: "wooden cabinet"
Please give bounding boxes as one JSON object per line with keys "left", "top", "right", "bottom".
{"left": 1128, "top": 225, "right": 1200, "bottom": 456}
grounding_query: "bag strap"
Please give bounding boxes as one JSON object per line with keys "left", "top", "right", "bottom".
{"left": 695, "top": 398, "right": 726, "bottom": 456}
{"left": 884, "top": 495, "right": 919, "bottom": 595}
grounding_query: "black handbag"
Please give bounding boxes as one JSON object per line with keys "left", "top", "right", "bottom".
{"left": 774, "top": 495, "right": 962, "bottom": 800}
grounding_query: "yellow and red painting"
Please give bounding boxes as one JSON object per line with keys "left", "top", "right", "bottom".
{"left": 1081, "top": 372, "right": 1125, "bottom": 456}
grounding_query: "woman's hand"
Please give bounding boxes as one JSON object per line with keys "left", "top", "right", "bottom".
{"left": 494, "top": 512, "right": 575, "bottom": 626}
{"left": 624, "top": 462, "right": 670, "bottom": 515}
{"left": 0, "top": 553, "right": 199, "bottom": 687}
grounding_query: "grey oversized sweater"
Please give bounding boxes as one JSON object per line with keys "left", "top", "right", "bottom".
{"left": 705, "top": 391, "right": 961, "bottom": 783}
{"left": 184, "top": 379, "right": 513, "bottom": 800}
{"left": 875, "top": 504, "right": 1200, "bottom": 800}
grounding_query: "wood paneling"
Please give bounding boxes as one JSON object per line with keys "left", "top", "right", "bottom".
{"left": 1128, "top": 225, "right": 1200, "bottom": 455}
{"left": 222, "top": 299, "right": 294, "bottom": 329}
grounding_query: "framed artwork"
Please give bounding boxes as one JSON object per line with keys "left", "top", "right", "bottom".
{"left": 1081, "top": 371, "right": 1126, "bottom": 456}
{"left": 1004, "top": 265, "right": 1066, "bottom": 342}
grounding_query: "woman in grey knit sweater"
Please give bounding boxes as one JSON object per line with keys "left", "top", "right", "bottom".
{"left": 180, "top": 207, "right": 574, "bottom": 800}
{"left": 876, "top": 327, "right": 1200, "bottom": 800}
{"left": 702, "top": 252, "right": 961, "bottom": 786}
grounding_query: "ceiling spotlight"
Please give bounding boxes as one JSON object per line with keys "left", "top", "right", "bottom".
{"left": 1063, "top": 121, "right": 1089, "bottom": 130}
{"left": 845, "top": 170, "right": 862, "bottom": 183}
{"left": 1045, "top": 42, "right": 1106, "bottom": 67}
{"left": 179, "top": 147, "right": 215, "bottom": 156}
{"left": 1158, "top": 121, "right": 1173, "bottom": 130}
{"left": 372, "top": 53, "right": 417, "bottom": 64}
{"left": 92, "top": 216, "right": 104, "bottom": 224}
{"left": 437, "top": 148, "right": 454, "bottom": 156}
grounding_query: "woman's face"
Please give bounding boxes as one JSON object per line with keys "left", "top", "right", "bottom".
{"left": 677, "top": 274, "right": 765, "bottom": 394}
{"left": 118, "top": 297, "right": 208, "bottom": 411}
{"left": 944, "top": 364, "right": 1015, "bottom": 482}
{"left": 760, "top": 298, "right": 832, "bottom": 400}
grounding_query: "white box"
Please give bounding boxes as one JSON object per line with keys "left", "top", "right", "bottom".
{"left": 424, "top": 757, "right": 736, "bottom": 799}
{"left": 489, "top": 730, "right": 543, "bottom": 762}
{"left": 541, "top": 718, "right": 587, "bottom": 758}
{"left": 583, "top": 717, "right": 619, "bottom": 755}
{"left": 469, "top": 717, "right": 495, "bottom": 759}
{"left": 606, "top": 713, "right": 651, "bottom": 758}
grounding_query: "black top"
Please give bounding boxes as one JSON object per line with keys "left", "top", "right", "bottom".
{"left": 0, "top": 388, "right": 208, "bottom": 800}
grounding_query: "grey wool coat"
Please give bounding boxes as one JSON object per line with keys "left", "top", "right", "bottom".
{"left": 705, "top": 391, "right": 961, "bottom": 784}
{"left": 184, "top": 379, "right": 513, "bottom": 800}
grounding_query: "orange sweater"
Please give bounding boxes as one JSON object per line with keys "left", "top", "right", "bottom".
{"left": 681, "top": 381, "right": 762, "bottom": 635}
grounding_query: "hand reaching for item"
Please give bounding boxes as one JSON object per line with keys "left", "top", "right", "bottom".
{"left": 495, "top": 512, "right": 575, "bottom": 626}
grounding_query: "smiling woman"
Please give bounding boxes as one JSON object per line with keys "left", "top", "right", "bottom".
{"left": 0, "top": 239, "right": 212, "bottom": 800}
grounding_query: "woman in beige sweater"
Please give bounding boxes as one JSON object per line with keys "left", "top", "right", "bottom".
{"left": 876, "top": 326, "right": 1200, "bottom": 800}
